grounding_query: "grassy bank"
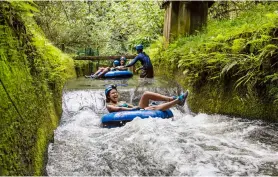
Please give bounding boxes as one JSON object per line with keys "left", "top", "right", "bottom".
{"left": 149, "top": 3, "right": 278, "bottom": 121}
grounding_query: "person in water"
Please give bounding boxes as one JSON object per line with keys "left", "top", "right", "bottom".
{"left": 105, "top": 84, "right": 188, "bottom": 113}
{"left": 125, "top": 44, "right": 154, "bottom": 78}
{"left": 93, "top": 60, "right": 120, "bottom": 78}
{"left": 86, "top": 57, "right": 127, "bottom": 78}
{"left": 85, "top": 60, "right": 120, "bottom": 78}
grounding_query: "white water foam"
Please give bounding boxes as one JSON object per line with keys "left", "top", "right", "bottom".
{"left": 47, "top": 90, "right": 278, "bottom": 176}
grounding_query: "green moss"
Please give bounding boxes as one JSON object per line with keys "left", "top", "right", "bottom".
{"left": 168, "top": 70, "right": 278, "bottom": 121}
{"left": 74, "top": 60, "right": 92, "bottom": 77}
{"left": 187, "top": 83, "right": 277, "bottom": 121}
{"left": 34, "top": 126, "right": 47, "bottom": 175}
{"left": 0, "top": 1, "right": 76, "bottom": 175}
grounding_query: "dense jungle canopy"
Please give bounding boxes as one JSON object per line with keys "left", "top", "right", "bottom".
{"left": 34, "top": 1, "right": 164, "bottom": 55}
{"left": 33, "top": 1, "right": 274, "bottom": 55}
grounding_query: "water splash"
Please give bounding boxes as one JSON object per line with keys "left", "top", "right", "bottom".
{"left": 47, "top": 78, "right": 278, "bottom": 176}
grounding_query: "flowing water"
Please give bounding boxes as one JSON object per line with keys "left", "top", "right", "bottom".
{"left": 46, "top": 76, "right": 278, "bottom": 176}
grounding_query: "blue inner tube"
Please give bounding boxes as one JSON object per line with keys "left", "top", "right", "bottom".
{"left": 104, "top": 70, "right": 133, "bottom": 78}
{"left": 101, "top": 109, "right": 173, "bottom": 128}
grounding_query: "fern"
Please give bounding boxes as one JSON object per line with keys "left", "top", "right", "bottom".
{"left": 221, "top": 61, "right": 238, "bottom": 76}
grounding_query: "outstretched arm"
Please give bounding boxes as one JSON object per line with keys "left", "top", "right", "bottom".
{"left": 115, "top": 66, "right": 127, "bottom": 71}
{"left": 125, "top": 56, "right": 140, "bottom": 67}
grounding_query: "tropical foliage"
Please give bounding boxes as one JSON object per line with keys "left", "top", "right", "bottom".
{"left": 149, "top": 3, "right": 278, "bottom": 120}
{"left": 34, "top": 1, "right": 164, "bottom": 55}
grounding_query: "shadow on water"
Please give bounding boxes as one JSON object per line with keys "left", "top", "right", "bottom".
{"left": 47, "top": 76, "right": 278, "bottom": 176}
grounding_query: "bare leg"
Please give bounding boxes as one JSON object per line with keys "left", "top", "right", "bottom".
{"left": 92, "top": 67, "right": 104, "bottom": 77}
{"left": 96, "top": 67, "right": 110, "bottom": 78}
{"left": 144, "top": 99, "right": 180, "bottom": 111}
{"left": 138, "top": 91, "right": 175, "bottom": 108}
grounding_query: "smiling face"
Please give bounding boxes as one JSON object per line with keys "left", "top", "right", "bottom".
{"left": 107, "top": 89, "right": 119, "bottom": 103}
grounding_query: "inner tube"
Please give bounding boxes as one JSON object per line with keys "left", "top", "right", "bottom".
{"left": 104, "top": 70, "right": 133, "bottom": 78}
{"left": 101, "top": 109, "right": 173, "bottom": 128}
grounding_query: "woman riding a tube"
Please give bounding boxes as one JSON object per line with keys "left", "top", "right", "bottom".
{"left": 105, "top": 84, "right": 188, "bottom": 113}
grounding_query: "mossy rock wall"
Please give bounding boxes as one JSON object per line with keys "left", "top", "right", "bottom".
{"left": 74, "top": 60, "right": 96, "bottom": 77}
{"left": 0, "top": 2, "right": 76, "bottom": 175}
{"left": 182, "top": 77, "right": 278, "bottom": 121}
{"left": 155, "top": 68, "right": 278, "bottom": 122}
{"left": 74, "top": 61, "right": 115, "bottom": 77}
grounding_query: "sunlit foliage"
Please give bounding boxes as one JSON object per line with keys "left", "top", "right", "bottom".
{"left": 34, "top": 1, "right": 164, "bottom": 55}
{"left": 150, "top": 3, "right": 278, "bottom": 108}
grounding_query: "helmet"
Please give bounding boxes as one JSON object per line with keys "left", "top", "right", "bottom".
{"left": 113, "top": 60, "right": 120, "bottom": 66}
{"left": 135, "top": 44, "right": 143, "bottom": 50}
{"left": 105, "top": 84, "right": 117, "bottom": 97}
{"left": 120, "top": 56, "right": 127, "bottom": 62}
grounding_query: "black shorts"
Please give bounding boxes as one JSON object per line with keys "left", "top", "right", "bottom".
{"left": 140, "top": 67, "right": 154, "bottom": 78}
